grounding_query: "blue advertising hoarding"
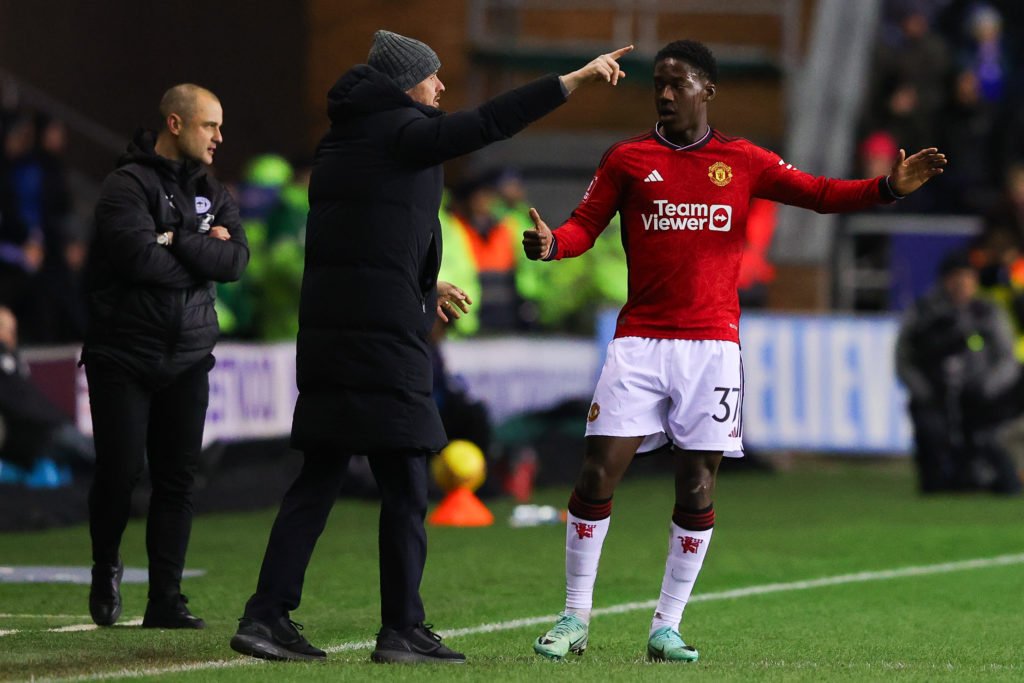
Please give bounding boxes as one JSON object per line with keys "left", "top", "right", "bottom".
{"left": 739, "top": 313, "right": 910, "bottom": 453}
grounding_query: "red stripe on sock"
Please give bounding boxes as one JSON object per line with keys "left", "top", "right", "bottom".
{"left": 673, "top": 504, "right": 714, "bottom": 531}
{"left": 568, "top": 490, "right": 612, "bottom": 521}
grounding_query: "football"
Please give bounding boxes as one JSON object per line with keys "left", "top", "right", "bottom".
{"left": 432, "top": 439, "right": 486, "bottom": 492}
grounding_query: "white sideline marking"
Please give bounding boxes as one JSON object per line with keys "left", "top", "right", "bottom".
{"left": 0, "top": 618, "right": 143, "bottom": 637}
{"left": 16, "top": 552, "right": 1024, "bottom": 682}
{"left": 0, "top": 614, "right": 94, "bottom": 618}
{"left": 50, "top": 618, "right": 145, "bottom": 633}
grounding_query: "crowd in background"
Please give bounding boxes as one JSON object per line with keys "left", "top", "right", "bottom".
{"left": 871, "top": 0, "right": 1024, "bottom": 495}
{"left": 858, "top": 0, "right": 1024, "bottom": 222}
{"left": 0, "top": 0, "right": 1020, "bottom": 347}
{"left": 878, "top": 2, "right": 1024, "bottom": 368}
{"left": 0, "top": 88, "right": 88, "bottom": 346}
{"left": 1, "top": 5, "right": 1024, "bottom": 341}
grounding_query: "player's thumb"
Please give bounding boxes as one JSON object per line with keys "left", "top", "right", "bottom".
{"left": 529, "top": 207, "right": 548, "bottom": 233}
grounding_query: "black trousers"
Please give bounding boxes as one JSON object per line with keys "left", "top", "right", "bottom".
{"left": 243, "top": 449, "right": 428, "bottom": 630}
{"left": 910, "top": 399, "right": 1021, "bottom": 494}
{"left": 85, "top": 355, "right": 212, "bottom": 601}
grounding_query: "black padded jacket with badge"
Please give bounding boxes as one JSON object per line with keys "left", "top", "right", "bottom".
{"left": 82, "top": 128, "right": 249, "bottom": 379}
{"left": 290, "top": 65, "right": 567, "bottom": 455}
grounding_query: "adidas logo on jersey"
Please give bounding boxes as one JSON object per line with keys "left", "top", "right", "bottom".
{"left": 642, "top": 200, "right": 733, "bottom": 232}
{"left": 644, "top": 170, "right": 664, "bottom": 183}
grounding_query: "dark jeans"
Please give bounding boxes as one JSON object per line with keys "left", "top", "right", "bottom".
{"left": 85, "top": 355, "right": 212, "bottom": 601}
{"left": 243, "top": 449, "right": 428, "bottom": 630}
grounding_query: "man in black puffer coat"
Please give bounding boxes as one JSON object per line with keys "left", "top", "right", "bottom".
{"left": 231, "top": 30, "right": 633, "bottom": 664}
{"left": 83, "top": 84, "right": 248, "bottom": 630}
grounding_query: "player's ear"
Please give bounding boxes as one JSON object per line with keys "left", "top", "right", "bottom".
{"left": 704, "top": 81, "right": 716, "bottom": 102}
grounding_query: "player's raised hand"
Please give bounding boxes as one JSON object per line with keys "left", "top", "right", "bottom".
{"left": 523, "top": 208, "right": 553, "bottom": 261}
{"left": 560, "top": 45, "right": 634, "bottom": 92}
{"left": 889, "top": 147, "right": 947, "bottom": 196}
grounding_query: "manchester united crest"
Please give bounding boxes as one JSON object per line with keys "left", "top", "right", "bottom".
{"left": 588, "top": 402, "right": 601, "bottom": 422}
{"left": 708, "top": 161, "right": 733, "bottom": 187}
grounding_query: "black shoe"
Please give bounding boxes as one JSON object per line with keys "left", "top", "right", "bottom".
{"left": 371, "top": 623, "right": 466, "bottom": 664}
{"left": 230, "top": 616, "right": 327, "bottom": 662}
{"left": 142, "top": 594, "right": 206, "bottom": 629}
{"left": 89, "top": 557, "right": 123, "bottom": 626}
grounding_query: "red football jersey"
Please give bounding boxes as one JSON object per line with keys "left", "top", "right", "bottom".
{"left": 551, "top": 126, "right": 895, "bottom": 342}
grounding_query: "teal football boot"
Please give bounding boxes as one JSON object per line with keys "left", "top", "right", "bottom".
{"left": 647, "top": 626, "right": 698, "bottom": 662}
{"left": 533, "top": 612, "right": 588, "bottom": 660}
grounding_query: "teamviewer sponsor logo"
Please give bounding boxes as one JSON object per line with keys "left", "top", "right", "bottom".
{"left": 642, "top": 201, "right": 732, "bottom": 232}
{"left": 709, "top": 205, "right": 732, "bottom": 231}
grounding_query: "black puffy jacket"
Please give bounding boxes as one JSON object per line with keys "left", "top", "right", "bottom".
{"left": 290, "top": 65, "right": 566, "bottom": 455}
{"left": 83, "top": 129, "right": 248, "bottom": 381}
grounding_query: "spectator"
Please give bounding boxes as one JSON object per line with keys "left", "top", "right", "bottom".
{"left": 447, "top": 171, "right": 524, "bottom": 331}
{"left": 895, "top": 250, "right": 1023, "bottom": 494}
{"left": 961, "top": 3, "right": 1012, "bottom": 104}
{"left": 31, "top": 116, "right": 86, "bottom": 343}
{"left": 437, "top": 189, "right": 482, "bottom": 337}
{"left": 858, "top": 130, "right": 901, "bottom": 180}
{"left": 874, "top": 79, "right": 935, "bottom": 163}
{"left": 870, "top": 3, "right": 951, "bottom": 137}
{"left": 0, "top": 306, "right": 74, "bottom": 471}
{"left": 985, "top": 162, "right": 1024, "bottom": 244}
{"left": 970, "top": 225, "right": 1024, "bottom": 358}
{"left": 937, "top": 67, "right": 1002, "bottom": 212}
{"left": 0, "top": 113, "right": 44, "bottom": 327}
{"left": 216, "top": 153, "right": 293, "bottom": 339}
{"left": 736, "top": 198, "right": 778, "bottom": 308}
{"left": 491, "top": 167, "right": 531, "bottom": 229}
{"left": 256, "top": 160, "right": 310, "bottom": 341}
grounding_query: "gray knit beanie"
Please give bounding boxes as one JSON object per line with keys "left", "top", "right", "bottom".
{"left": 367, "top": 30, "right": 441, "bottom": 92}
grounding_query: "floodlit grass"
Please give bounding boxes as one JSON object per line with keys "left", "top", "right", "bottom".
{"left": 1, "top": 457, "right": 1022, "bottom": 681}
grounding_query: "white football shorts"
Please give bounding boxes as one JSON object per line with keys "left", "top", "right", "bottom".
{"left": 584, "top": 337, "right": 744, "bottom": 456}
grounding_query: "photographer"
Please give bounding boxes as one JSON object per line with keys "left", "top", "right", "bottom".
{"left": 895, "top": 250, "right": 1022, "bottom": 494}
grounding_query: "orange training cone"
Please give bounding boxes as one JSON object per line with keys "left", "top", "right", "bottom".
{"left": 428, "top": 487, "right": 494, "bottom": 527}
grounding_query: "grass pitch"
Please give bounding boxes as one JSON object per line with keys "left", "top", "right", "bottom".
{"left": 1, "top": 457, "right": 1022, "bottom": 681}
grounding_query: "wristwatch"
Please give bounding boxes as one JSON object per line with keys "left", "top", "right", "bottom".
{"left": 157, "top": 232, "right": 173, "bottom": 246}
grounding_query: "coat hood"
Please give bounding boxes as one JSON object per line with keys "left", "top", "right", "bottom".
{"left": 118, "top": 128, "right": 204, "bottom": 183}
{"left": 326, "top": 64, "right": 442, "bottom": 124}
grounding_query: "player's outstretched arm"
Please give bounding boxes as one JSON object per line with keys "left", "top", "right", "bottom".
{"left": 889, "top": 147, "right": 947, "bottom": 196}
{"left": 560, "top": 45, "right": 634, "bottom": 92}
{"left": 523, "top": 207, "right": 553, "bottom": 261}
{"left": 437, "top": 281, "right": 471, "bottom": 322}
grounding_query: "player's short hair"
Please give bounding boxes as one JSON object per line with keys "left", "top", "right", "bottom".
{"left": 158, "top": 83, "right": 218, "bottom": 125}
{"left": 655, "top": 40, "right": 718, "bottom": 84}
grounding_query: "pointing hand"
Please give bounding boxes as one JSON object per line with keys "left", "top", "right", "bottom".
{"left": 561, "top": 45, "right": 635, "bottom": 92}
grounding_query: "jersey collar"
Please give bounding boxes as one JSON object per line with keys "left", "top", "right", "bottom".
{"left": 654, "top": 124, "right": 712, "bottom": 151}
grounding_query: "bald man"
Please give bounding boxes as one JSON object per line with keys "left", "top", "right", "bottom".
{"left": 83, "top": 83, "right": 248, "bottom": 628}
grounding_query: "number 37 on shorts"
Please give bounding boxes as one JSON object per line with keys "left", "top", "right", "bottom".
{"left": 585, "top": 338, "right": 744, "bottom": 453}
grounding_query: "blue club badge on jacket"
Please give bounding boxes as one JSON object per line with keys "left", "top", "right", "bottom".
{"left": 195, "top": 196, "right": 213, "bottom": 233}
